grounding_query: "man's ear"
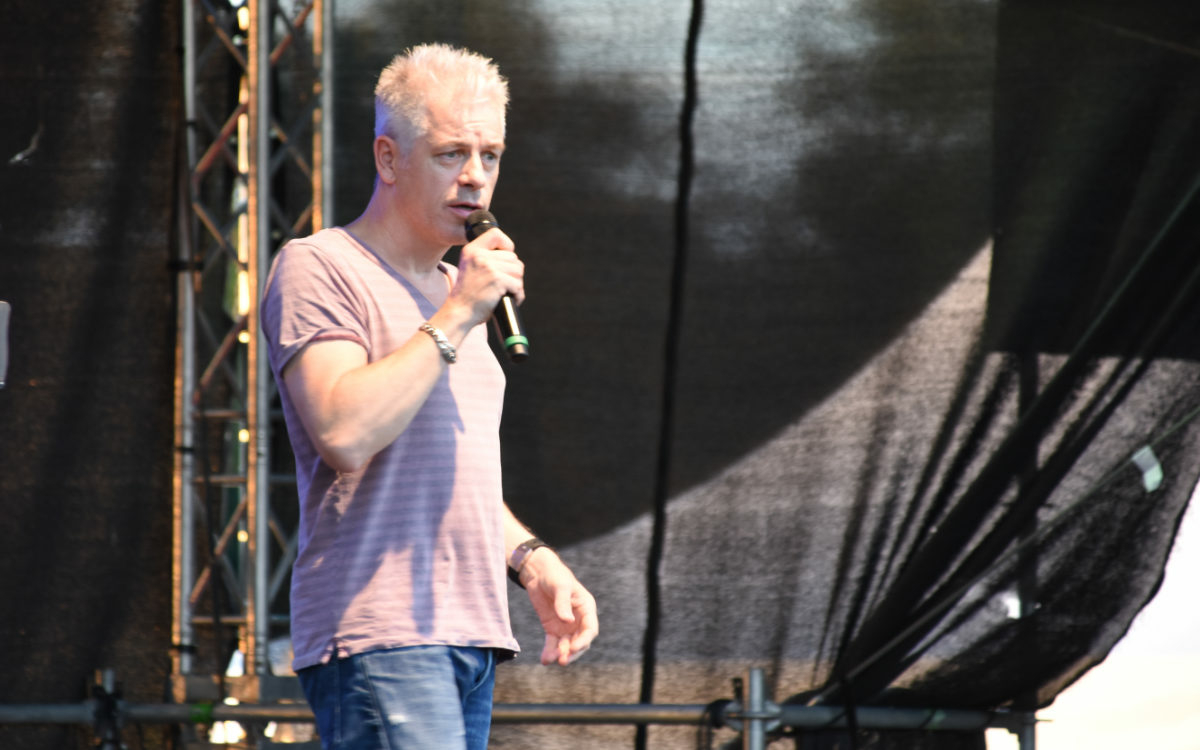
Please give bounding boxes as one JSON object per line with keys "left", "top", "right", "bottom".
{"left": 374, "top": 134, "right": 400, "bottom": 185}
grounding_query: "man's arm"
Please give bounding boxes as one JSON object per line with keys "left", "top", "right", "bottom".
{"left": 504, "top": 505, "right": 599, "bottom": 666}
{"left": 282, "top": 234, "right": 522, "bottom": 473}
{"left": 282, "top": 316, "right": 463, "bottom": 473}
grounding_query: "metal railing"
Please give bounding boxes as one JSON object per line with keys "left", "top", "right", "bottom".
{"left": 0, "top": 668, "right": 1035, "bottom": 750}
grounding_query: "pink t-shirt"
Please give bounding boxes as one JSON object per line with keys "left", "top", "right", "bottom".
{"left": 261, "top": 227, "right": 518, "bottom": 670}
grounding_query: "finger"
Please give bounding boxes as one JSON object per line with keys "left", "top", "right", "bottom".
{"left": 556, "top": 633, "right": 574, "bottom": 666}
{"left": 458, "top": 245, "right": 523, "bottom": 306}
{"left": 496, "top": 257, "right": 524, "bottom": 303}
{"left": 469, "top": 226, "right": 514, "bottom": 253}
{"left": 565, "top": 642, "right": 590, "bottom": 665}
{"left": 541, "top": 634, "right": 562, "bottom": 666}
{"left": 461, "top": 238, "right": 518, "bottom": 272}
{"left": 475, "top": 245, "right": 523, "bottom": 301}
{"left": 553, "top": 585, "right": 577, "bottom": 626}
{"left": 571, "top": 609, "right": 599, "bottom": 652}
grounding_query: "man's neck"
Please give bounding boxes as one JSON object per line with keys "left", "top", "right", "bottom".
{"left": 346, "top": 198, "right": 448, "bottom": 280}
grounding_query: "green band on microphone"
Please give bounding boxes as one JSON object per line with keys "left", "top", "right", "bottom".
{"left": 504, "top": 335, "right": 529, "bottom": 349}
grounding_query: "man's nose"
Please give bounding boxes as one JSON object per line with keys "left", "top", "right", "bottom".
{"left": 459, "top": 152, "right": 485, "bottom": 187}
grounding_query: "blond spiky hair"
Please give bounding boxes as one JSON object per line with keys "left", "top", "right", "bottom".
{"left": 373, "top": 43, "right": 509, "bottom": 148}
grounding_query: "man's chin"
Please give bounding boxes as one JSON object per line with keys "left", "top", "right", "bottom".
{"left": 439, "top": 215, "right": 473, "bottom": 245}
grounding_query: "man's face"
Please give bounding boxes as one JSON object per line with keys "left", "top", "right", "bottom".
{"left": 391, "top": 91, "right": 506, "bottom": 250}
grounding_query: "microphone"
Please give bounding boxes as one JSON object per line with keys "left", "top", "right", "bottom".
{"left": 464, "top": 209, "right": 529, "bottom": 362}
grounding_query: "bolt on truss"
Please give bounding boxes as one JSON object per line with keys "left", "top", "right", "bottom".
{"left": 173, "top": 0, "right": 333, "bottom": 704}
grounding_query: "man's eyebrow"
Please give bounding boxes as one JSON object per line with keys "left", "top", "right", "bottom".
{"left": 478, "top": 136, "right": 506, "bottom": 152}
{"left": 431, "top": 137, "right": 505, "bottom": 153}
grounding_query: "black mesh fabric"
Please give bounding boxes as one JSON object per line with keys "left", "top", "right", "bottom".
{"left": 0, "top": 1, "right": 180, "bottom": 748}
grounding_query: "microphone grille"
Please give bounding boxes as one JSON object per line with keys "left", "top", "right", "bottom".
{"left": 464, "top": 209, "right": 498, "bottom": 241}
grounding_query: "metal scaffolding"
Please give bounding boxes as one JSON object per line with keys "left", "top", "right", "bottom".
{"left": 173, "top": 0, "right": 332, "bottom": 705}
{"left": 0, "top": 667, "right": 1035, "bottom": 750}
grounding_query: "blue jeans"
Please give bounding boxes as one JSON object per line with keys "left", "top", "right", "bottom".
{"left": 297, "top": 646, "right": 497, "bottom": 750}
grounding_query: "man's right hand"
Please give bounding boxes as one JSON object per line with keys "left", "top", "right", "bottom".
{"left": 449, "top": 226, "right": 524, "bottom": 328}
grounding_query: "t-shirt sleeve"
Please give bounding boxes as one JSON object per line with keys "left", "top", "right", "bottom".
{"left": 261, "top": 239, "right": 369, "bottom": 377}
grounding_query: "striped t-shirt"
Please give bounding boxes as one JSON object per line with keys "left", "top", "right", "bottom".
{"left": 261, "top": 227, "right": 519, "bottom": 670}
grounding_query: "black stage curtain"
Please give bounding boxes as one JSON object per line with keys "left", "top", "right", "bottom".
{"left": 2, "top": 1, "right": 1199, "bottom": 749}
{"left": 0, "top": 1, "right": 180, "bottom": 748}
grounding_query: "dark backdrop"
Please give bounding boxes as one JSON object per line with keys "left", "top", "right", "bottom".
{"left": 0, "top": 1, "right": 179, "bottom": 748}
{"left": 2, "top": 1, "right": 1199, "bottom": 748}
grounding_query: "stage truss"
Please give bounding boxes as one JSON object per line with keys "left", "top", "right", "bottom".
{"left": 172, "top": 0, "right": 332, "bottom": 705}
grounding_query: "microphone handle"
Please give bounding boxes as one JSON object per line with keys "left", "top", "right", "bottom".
{"left": 464, "top": 209, "right": 529, "bottom": 363}
{"left": 494, "top": 295, "right": 529, "bottom": 362}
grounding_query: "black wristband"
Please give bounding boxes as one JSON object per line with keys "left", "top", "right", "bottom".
{"left": 507, "top": 537, "right": 550, "bottom": 588}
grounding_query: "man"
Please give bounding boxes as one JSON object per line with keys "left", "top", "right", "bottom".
{"left": 260, "top": 43, "right": 598, "bottom": 750}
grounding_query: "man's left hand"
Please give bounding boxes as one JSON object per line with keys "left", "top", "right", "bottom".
{"left": 520, "top": 549, "right": 599, "bottom": 666}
